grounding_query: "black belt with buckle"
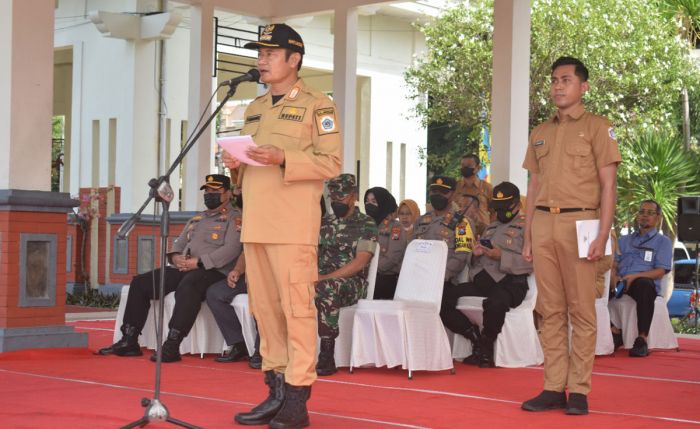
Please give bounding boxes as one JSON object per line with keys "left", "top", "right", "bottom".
{"left": 536, "top": 206, "right": 595, "bottom": 214}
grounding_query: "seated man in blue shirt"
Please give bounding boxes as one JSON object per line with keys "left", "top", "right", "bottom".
{"left": 612, "top": 200, "right": 672, "bottom": 357}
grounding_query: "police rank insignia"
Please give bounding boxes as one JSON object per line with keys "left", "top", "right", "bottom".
{"left": 288, "top": 86, "right": 300, "bottom": 100}
{"left": 315, "top": 107, "right": 338, "bottom": 135}
{"left": 279, "top": 106, "right": 306, "bottom": 122}
{"left": 391, "top": 226, "right": 401, "bottom": 240}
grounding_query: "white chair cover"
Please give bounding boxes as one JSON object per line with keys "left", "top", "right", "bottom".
{"left": 231, "top": 294, "right": 258, "bottom": 355}
{"left": 350, "top": 240, "right": 453, "bottom": 377}
{"left": 335, "top": 249, "right": 380, "bottom": 367}
{"left": 608, "top": 273, "right": 678, "bottom": 350}
{"left": 113, "top": 285, "right": 161, "bottom": 350}
{"left": 452, "top": 274, "right": 544, "bottom": 368}
{"left": 594, "top": 270, "right": 614, "bottom": 355}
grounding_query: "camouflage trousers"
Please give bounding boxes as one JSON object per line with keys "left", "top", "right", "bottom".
{"left": 314, "top": 275, "right": 367, "bottom": 339}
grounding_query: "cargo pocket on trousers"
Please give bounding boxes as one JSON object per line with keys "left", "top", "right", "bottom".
{"left": 289, "top": 265, "right": 318, "bottom": 318}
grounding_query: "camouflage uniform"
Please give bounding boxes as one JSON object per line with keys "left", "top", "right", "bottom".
{"left": 316, "top": 175, "right": 378, "bottom": 339}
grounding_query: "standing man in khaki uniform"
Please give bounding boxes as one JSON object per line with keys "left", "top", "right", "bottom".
{"left": 454, "top": 153, "right": 493, "bottom": 230}
{"left": 222, "top": 24, "right": 341, "bottom": 429}
{"left": 521, "top": 57, "right": 621, "bottom": 415}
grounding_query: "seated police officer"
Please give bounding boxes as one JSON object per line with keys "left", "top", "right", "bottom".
{"left": 440, "top": 182, "right": 533, "bottom": 368}
{"left": 414, "top": 176, "right": 474, "bottom": 290}
{"left": 316, "top": 174, "right": 378, "bottom": 376}
{"left": 611, "top": 199, "right": 672, "bottom": 357}
{"left": 98, "top": 174, "right": 241, "bottom": 362}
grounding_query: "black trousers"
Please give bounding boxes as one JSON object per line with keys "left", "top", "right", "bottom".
{"left": 205, "top": 275, "right": 248, "bottom": 346}
{"left": 626, "top": 277, "right": 658, "bottom": 335}
{"left": 123, "top": 266, "right": 225, "bottom": 337}
{"left": 373, "top": 273, "right": 399, "bottom": 299}
{"left": 441, "top": 270, "right": 529, "bottom": 340}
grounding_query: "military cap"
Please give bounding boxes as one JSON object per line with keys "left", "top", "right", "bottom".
{"left": 490, "top": 181, "right": 520, "bottom": 208}
{"left": 200, "top": 174, "right": 231, "bottom": 190}
{"left": 429, "top": 175, "right": 456, "bottom": 191}
{"left": 327, "top": 174, "right": 357, "bottom": 200}
{"left": 244, "top": 23, "right": 305, "bottom": 55}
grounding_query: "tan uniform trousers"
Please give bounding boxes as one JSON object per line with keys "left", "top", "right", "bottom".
{"left": 532, "top": 210, "right": 598, "bottom": 395}
{"left": 244, "top": 242, "right": 318, "bottom": 386}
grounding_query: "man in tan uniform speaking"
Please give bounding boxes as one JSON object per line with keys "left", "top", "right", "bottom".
{"left": 520, "top": 57, "right": 621, "bottom": 415}
{"left": 222, "top": 24, "right": 341, "bottom": 429}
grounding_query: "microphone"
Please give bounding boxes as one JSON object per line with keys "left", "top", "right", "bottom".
{"left": 222, "top": 69, "right": 260, "bottom": 87}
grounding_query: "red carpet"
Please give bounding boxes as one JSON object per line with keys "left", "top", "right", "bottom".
{"left": 0, "top": 320, "right": 698, "bottom": 428}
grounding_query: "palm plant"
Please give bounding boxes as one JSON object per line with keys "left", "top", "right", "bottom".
{"left": 617, "top": 131, "right": 700, "bottom": 241}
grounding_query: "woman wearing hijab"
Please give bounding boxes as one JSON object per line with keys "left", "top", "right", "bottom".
{"left": 364, "top": 187, "right": 408, "bottom": 299}
{"left": 397, "top": 199, "right": 420, "bottom": 239}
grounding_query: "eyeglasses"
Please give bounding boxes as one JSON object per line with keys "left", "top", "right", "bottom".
{"left": 637, "top": 209, "right": 658, "bottom": 216}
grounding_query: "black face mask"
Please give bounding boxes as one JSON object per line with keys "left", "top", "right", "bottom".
{"left": 204, "top": 192, "right": 222, "bottom": 210}
{"left": 429, "top": 194, "right": 449, "bottom": 211}
{"left": 460, "top": 166, "right": 475, "bottom": 178}
{"left": 365, "top": 202, "right": 382, "bottom": 223}
{"left": 495, "top": 207, "right": 517, "bottom": 224}
{"left": 331, "top": 202, "right": 350, "bottom": 218}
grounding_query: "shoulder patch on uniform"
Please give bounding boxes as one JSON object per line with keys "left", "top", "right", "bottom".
{"left": 315, "top": 107, "right": 338, "bottom": 135}
{"left": 608, "top": 127, "right": 617, "bottom": 141}
{"left": 245, "top": 114, "right": 261, "bottom": 123}
{"left": 278, "top": 106, "right": 306, "bottom": 122}
{"left": 534, "top": 140, "right": 545, "bottom": 147}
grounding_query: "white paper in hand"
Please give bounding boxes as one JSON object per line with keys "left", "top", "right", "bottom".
{"left": 217, "top": 135, "right": 265, "bottom": 166}
{"left": 575, "top": 219, "right": 612, "bottom": 258}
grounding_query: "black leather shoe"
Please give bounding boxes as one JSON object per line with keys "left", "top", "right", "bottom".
{"left": 565, "top": 393, "right": 588, "bottom": 415}
{"left": 612, "top": 331, "right": 624, "bottom": 351}
{"left": 316, "top": 338, "right": 337, "bottom": 376}
{"left": 629, "top": 336, "right": 649, "bottom": 357}
{"left": 268, "top": 383, "right": 311, "bottom": 429}
{"left": 215, "top": 342, "right": 248, "bottom": 363}
{"left": 150, "top": 329, "right": 183, "bottom": 363}
{"left": 234, "top": 371, "right": 285, "bottom": 425}
{"left": 97, "top": 324, "right": 142, "bottom": 356}
{"left": 521, "top": 390, "right": 567, "bottom": 412}
{"left": 478, "top": 337, "right": 495, "bottom": 368}
{"left": 248, "top": 348, "right": 262, "bottom": 369}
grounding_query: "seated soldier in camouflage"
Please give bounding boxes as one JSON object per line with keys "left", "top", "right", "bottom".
{"left": 316, "top": 173, "right": 378, "bottom": 376}
{"left": 441, "top": 182, "right": 533, "bottom": 368}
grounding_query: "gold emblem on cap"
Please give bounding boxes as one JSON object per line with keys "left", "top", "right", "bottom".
{"left": 436, "top": 178, "right": 444, "bottom": 185}
{"left": 207, "top": 176, "right": 213, "bottom": 182}
{"left": 496, "top": 191, "right": 504, "bottom": 198}
{"left": 261, "top": 24, "right": 275, "bottom": 41}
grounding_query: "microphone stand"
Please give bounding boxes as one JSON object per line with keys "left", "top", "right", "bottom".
{"left": 118, "top": 80, "right": 246, "bottom": 429}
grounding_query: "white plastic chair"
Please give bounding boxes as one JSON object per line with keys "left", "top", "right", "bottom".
{"left": 608, "top": 273, "right": 679, "bottom": 351}
{"left": 594, "top": 270, "right": 614, "bottom": 355}
{"left": 335, "top": 249, "right": 380, "bottom": 367}
{"left": 349, "top": 240, "right": 452, "bottom": 378}
{"left": 230, "top": 294, "right": 258, "bottom": 356}
{"left": 451, "top": 274, "right": 543, "bottom": 368}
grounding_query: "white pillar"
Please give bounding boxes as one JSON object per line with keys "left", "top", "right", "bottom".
{"left": 490, "top": 0, "right": 530, "bottom": 192}
{"left": 332, "top": 7, "right": 358, "bottom": 175}
{"left": 0, "top": 0, "right": 54, "bottom": 191}
{"left": 184, "top": 1, "right": 215, "bottom": 210}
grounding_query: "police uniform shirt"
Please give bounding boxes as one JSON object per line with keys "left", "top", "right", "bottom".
{"left": 318, "top": 210, "right": 378, "bottom": 276}
{"left": 616, "top": 228, "right": 673, "bottom": 294}
{"left": 238, "top": 79, "right": 342, "bottom": 246}
{"left": 169, "top": 206, "right": 243, "bottom": 275}
{"left": 376, "top": 218, "right": 408, "bottom": 275}
{"left": 470, "top": 213, "right": 533, "bottom": 283}
{"left": 413, "top": 210, "right": 474, "bottom": 281}
{"left": 522, "top": 104, "right": 622, "bottom": 208}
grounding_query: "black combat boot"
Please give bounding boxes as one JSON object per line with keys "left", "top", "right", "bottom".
{"left": 97, "top": 324, "right": 142, "bottom": 356}
{"left": 460, "top": 325, "right": 482, "bottom": 365}
{"left": 268, "top": 383, "right": 312, "bottom": 429}
{"left": 478, "top": 336, "right": 496, "bottom": 368}
{"left": 235, "top": 371, "right": 285, "bottom": 425}
{"left": 316, "top": 337, "right": 337, "bottom": 376}
{"left": 150, "top": 328, "right": 184, "bottom": 363}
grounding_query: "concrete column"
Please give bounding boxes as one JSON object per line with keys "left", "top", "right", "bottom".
{"left": 184, "top": 1, "right": 215, "bottom": 210}
{"left": 490, "top": 0, "right": 530, "bottom": 191}
{"left": 0, "top": 0, "right": 54, "bottom": 191}
{"left": 332, "top": 7, "right": 358, "bottom": 175}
